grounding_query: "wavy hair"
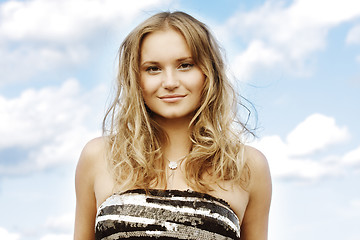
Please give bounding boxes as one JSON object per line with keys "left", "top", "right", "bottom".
{"left": 103, "top": 11, "right": 252, "bottom": 192}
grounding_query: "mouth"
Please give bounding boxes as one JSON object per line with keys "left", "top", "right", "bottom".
{"left": 158, "top": 94, "right": 186, "bottom": 103}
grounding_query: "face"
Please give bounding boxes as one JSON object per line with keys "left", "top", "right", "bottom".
{"left": 140, "top": 28, "right": 205, "bottom": 122}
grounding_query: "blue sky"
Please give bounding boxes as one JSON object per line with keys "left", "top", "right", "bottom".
{"left": 0, "top": 0, "right": 359, "bottom": 239}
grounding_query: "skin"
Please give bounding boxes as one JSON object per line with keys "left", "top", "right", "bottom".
{"left": 140, "top": 29, "right": 205, "bottom": 123}
{"left": 74, "top": 28, "right": 272, "bottom": 240}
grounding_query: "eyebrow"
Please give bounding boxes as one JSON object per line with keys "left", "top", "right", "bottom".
{"left": 140, "top": 57, "right": 193, "bottom": 67}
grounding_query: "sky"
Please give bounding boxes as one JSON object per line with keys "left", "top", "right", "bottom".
{"left": 0, "top": 0, "right": 360, "bottom": 239}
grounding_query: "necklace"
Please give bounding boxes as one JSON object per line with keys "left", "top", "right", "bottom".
{"left": 165, "top": 155, "right": 187, "bottom": 170}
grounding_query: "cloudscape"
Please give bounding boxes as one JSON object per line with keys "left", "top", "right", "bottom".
{"left": 1, "top": 0, "right": 360, "bottom": 239}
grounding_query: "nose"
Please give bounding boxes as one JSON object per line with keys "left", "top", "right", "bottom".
{"left": 162, "top": 69, "right": 179, "bottom": 90}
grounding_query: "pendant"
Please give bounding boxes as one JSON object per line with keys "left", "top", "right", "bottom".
{"left": 168, "top": 161, "right": 178, "bottom": 170}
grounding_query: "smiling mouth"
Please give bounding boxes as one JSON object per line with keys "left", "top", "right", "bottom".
{"left": 158, "top": 94, "right": 186, "bottom": 103}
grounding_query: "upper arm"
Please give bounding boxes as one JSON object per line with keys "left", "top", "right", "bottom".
{"left": 240, "top": 146, "right": 272, "bottom": 240}
{"left": 74, "top": 138, "right": 101, "bottom": 240}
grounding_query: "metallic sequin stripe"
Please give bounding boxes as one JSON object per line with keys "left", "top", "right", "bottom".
{"left": 98, "top": 196, "right": 238, "bottom": 228}
{"left": 147, "top": 195, "right": 234, "bottom": 216}
{"left": 96, "top": 214, "right": 156, "bottom": 226}
{"left": 150, "top": 195, "right": 232, "bottom": 211}
{"left": 98, "top": 191, "right": 234, "bottom": 216}
{"left": 97, "top": 203, "right": 237, "bottom": 237}
{"left": 97, "top": 194, "right": 239, "bottom": 234}
{"left": 99, "top": 222, "right": 236, "bottom": 240}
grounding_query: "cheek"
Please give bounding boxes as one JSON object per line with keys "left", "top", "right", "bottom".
{"left": 193, "top": 74, "right": 206, "bottom": 94}
{"left": 139, "top": 78, "right": 151, "bottom": 96}
{"left": 140, "top": 82, "right": 159, "bottom": 106}
{"left": 140, "top": 76, "right": 159, "bottom": 94}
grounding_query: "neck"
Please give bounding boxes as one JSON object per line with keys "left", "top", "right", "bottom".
{"left": 155, "top": 115, "right": 193, "bottom": 160}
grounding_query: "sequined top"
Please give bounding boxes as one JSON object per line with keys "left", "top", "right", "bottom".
{"left": 95, "top": 189, "right": 240, "bottom": 240}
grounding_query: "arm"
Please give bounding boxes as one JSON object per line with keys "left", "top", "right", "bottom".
{"left": 240, "top": 146, "right": 272, "bottom": 240}
{"left": 74, "top": 140, "right": 98, "bottom": 240}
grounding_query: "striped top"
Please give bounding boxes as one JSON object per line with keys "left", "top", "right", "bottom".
{"left": 95, "top": 189, "right": 240, "bottom": 240}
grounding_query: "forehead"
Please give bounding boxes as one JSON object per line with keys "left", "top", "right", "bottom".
{"left": 140, "top": 29, "right": 192, "bottom": 62}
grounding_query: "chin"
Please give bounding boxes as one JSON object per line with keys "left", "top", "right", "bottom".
{"left": 154, "top": 112, "right": 195, "bottom": 121}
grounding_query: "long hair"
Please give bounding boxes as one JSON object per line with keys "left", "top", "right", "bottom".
{"left": 103, "top": 11, "right": 251, "bottom": 192}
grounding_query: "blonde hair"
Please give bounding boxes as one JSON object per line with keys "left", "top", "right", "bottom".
{"left": 103, "top": 11, "right": 251, "bottom": 192}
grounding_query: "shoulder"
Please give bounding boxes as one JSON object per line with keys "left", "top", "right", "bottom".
{"left": 74, "top": 136, "right": 108, "bottom": 240}
{"left": 244, "top": 145, "right": 269, "bottom": 172}
{"left": 80, "top": 136, "right": 108, "bottom": 160}
{"left": 78, "top": 136, "right": 109, "bottom": 166}
{"left": 75, "top": 136, "right": 109, "bottom": 185}
{"left": 237, "top": 145, "right": 271, "bottom": 239}
{"left": 243, "top": 145, "right": 272, "bottom": 194}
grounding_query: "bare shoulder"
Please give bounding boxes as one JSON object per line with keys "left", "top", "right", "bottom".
{"left": 243, "top": 145, "right": 272, "bottom": 194}
{"left": 75, "top": 136, "right": 109, "bottom": 187}
{"left": 79, "top": 136, "right": 108, "bottom": 162}
{"left": 239, "top": 145, "right": 272, "bottom": 239}
{"left": 74, "top": 136, "right": 109, "bottom": 240}
{"left": 244, "top": 145, "right": 270, "bottom": 179}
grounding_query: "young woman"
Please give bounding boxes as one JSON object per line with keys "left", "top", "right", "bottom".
{"left": 74, "top": 11, "right": 271, "bottom": 240}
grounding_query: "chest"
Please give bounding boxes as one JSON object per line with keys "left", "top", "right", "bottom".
{"left": 93, "top": 161, "right": 249, "bottom": 225}
{"left": 209, "top": 186, "right": 249, "bottom": 225}
{"left": 95, "top": 189, "right": 242, "bottom": 240}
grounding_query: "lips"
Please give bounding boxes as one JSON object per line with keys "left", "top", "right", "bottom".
{"left": 158, "top": 94, "right": 186, "bottom": 103}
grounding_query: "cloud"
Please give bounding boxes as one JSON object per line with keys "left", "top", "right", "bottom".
{"left": 286, "top": 114, "right": 350, "bottom": 156}
{"left": 39, "top": 234, "right": 72, "bottom": 240}
{"left": 0, "top": 227, "right": 20, "bottom": 240}
{"left": 44, "top": 213, "right": 74, "bottom": 234}
{"left": 0, "top": 79, "right": 87, "bottom": 149}
{"left": 38, "top": 212, "right": 74, "bottom": 240}
{"left": 0, "top": 79, "right": 103, "bottom": 175}
{"left": 232, "top": 40, "right": 283, "bottom": 81}
{"left": 0, "top": 44, "right": 89, "bottom": 84}
{"left": 342, "top": 145, "right": 360, "bottom": 167}
{"left": 0, "top": 0, "right": 170, "bottom": 83}
{"left": 346, "top": 24, "right": 360, "bottom": 45}
{"left": 252, "top": 113, "right": 353, "bottom": 180}
{"left": 0, "top": 0, "right": 167, "bottom": 42}
{"left": 225, "top": 0, "right": 360, "bottom": 80}
{"left": 252, "top": 135, "right": 343, "bottom": 180}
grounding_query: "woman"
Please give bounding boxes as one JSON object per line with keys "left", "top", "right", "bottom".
{"left": 74, "top": 11, "right": 271, "bottom": 240}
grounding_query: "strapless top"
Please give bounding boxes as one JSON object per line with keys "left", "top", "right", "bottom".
{"left": 95, "top": 189, "right": 240, "bottom": 240}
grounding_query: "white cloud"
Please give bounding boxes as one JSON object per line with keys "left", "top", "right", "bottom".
{"left": 44, "top": 213, "right": 74, "bottom": 233}
{"left": 252, "top": 113, "right": 352, "bottom": 180}
{"left": 342, "top": 145, "right": 360, "bottom": 167}
{"left": 0, "top": 79, "right": 87, "bottom": 149}
{"left": 289, "top": 0, "right": 360, "bottom": 25}
{"left": 0, "top": 227, "right": 20, "bottom": 240}
{"left": 0, "top": 79, "right": 104, "bottom": 174}
{"left": 0, "top": 44, "right": 89, "bottom": 83}
{"left": 252, "top": 135, "right": 343, "bottom": 180}
{"left": 225, "top": 0, "right": 360, "bottom": 80}
{"left": 39, "top": 234, "right": 72, "bottom": 240}
{"left": 350, "top": 199, "right": 360, "bottom": 210}
{"left": 286, "top": 114, "right": 350, "bottom": 156}
{"left": 0, "top": 0, "right": 167, "bottom": 42}
{"left": 232, "top": 40, "right": 283, "bottom": 81}
{"left": 30, "top": 125, "right": 98, "bottom": 170}
{"left": 346, "top": 24, "right": 360, "bottom": 45}
{"left": 0, "top": 0, "right": 170, "bottom": 83}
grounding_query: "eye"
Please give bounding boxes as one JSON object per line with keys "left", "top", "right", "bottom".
{"left": 178, "top": 63, "right": 194, "bottom": 71}
{"left": 145, "top": 66, "right": 161, "bottom": 74}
